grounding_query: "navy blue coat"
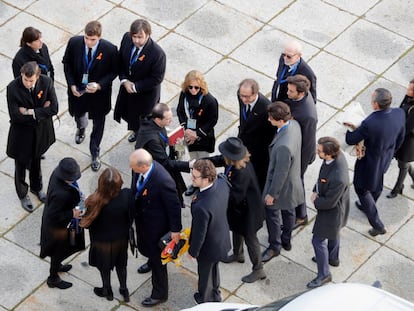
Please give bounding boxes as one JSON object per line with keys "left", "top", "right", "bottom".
{"left": 189, "top": 175, "right": 231, "bottom": 262}
{"left": 346, "top": 108, "right": 405, "bottom": 192}
{"left": 132, "top": 161, "right": 182, "bottom": 258}
{"left": 62, "top": 36, "right": 118, "bottom": 118}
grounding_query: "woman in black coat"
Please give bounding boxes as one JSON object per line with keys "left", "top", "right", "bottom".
{"left": 80, "top": 167, "right": 133, "bottom": 302}
{"left": 40, "top": 158, "right": 83, "bottom": 290}
{"left": 177, "top": 70, "right": 219, "bottom": 195}
{"left": 210, "top": 137, "right": 266, "bottom": 283}
{"left": 12, "top": 27, "right": 54, "bottom": 80}
{"left": 387, "top": 79, "right": 414, "bottom": 198}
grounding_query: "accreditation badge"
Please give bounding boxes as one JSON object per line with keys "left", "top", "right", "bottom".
{"left": 187, "top": 118, "right": 197, "bottom": 130}
{"left": 82, "top": 74, "right": 89, "bottom": 85}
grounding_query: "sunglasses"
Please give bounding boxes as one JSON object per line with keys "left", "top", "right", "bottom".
{"left": 188, "top": 85, "right": 200, "bottom": 90}
{"left": 282, "top": 53, "right": 297, "bottom": 59}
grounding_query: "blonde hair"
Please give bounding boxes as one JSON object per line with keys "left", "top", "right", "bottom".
{"left": 181, "top": 70, "right": 209, "bottom": 95}
{"left": 223, "top": 152, "right": 251, "bottom": 169}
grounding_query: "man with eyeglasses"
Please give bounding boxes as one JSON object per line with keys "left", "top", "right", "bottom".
{"left": 271, "top": 39, "right": 317, "bottom": 103}
{"left": 237, "top": 78, "right": 275, "bottom": 190}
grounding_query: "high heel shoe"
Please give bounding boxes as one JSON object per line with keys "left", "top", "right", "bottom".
{"left": 386, "top": 185, "right": 404, "bottom": 199}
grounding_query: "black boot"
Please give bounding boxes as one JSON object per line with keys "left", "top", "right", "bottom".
{"left": 386, "top": 184, "right": 404, "bottom": 199}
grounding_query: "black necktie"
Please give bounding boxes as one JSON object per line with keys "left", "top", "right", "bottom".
{"left": 87, "top": 48, "right": 92, "bottom": 62}
{"left": 130, "top": 47, "right": 139, "bottom": 63}
{"left": 30, "top": 87, "right": 35, "bottom": 102}
{"left": 246, "top": 105, "right": 251, "bottom": 118}
{"left": 139, "top": 174, "right": 144, "bottom": 186}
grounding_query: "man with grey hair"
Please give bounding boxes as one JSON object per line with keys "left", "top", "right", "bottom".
{"left": 271, "top": 39, "right": 317, "bottom": 103}
{"left": 345, "top": 88, "right": 405, "bottom": 237}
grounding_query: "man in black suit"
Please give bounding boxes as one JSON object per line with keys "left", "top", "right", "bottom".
{"left": 62, "top": 21, "right": 118, "bottom": 172}
{"left": 114, "top": 19, "right": 166, "bottom": 143}
{"left": 188, "top": 159, "right": 231, "bottom": 304}
{"left": 285, "top": 74, "right": 318, "bottom": 228}
{"left": 271, "top": 39, "right": 317, "bottom": 103}
{"left": 6, "top": 61, "right": 58, "bottom": 212}
{"left": 308, "top": 137, "right": 349, "bottom": 289}
{"left": 237, "top": 79, "right": 275, "bottom": 190}
{"left": 130, "top": 149, "right": 182, "bottom": 307}
{"left": 345, "top": 88, "right": 405, "bottom": 236}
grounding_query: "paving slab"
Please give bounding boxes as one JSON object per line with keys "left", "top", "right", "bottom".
{"left": 383, "top": 49, "right": 414, "bottom": 87}
{"left": 323, "top": 0, "right": 380, "bottom": 16}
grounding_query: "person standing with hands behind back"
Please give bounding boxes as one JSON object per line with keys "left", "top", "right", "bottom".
{"left": 63, "top": 20, "right": 118, "bottom": 172}
{"left": 40, "top": 158, "right": 83, "bottom": 290}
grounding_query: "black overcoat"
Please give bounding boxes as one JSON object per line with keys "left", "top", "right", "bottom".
{"left": 395, "top": 96, "right": 414, "bottom": 162}
{"left": 62, "top": 36, "right": 118, "bottom": 118}
{"left": 12, "top": 43, "right": 54, "bottom": 80}
{"left": 6, "top": 75, "right": 58, "bottom": 165}
{"left": 114, "top": 34, "right": 166, "bottom": 129}
{"left": 40, "top": 169, "right": 81, "bottom": 259}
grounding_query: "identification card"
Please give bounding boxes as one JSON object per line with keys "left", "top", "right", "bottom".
{"left": 187, "top": 118, "right": 197, "bottom": 130}
{"left": 82, "top": 74, "right": 89, "bottom": 85}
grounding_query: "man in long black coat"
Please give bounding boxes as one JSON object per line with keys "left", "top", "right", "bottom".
{"left": 129, "top": 149, "right": 182, "bottom": 307}
{"left": 237, "top": 79, "right": 275, "bottom": 190}
{"left": 114, "top": 19, "right": 166, "bottom": 143}
{"left": 188, "top": 159, "right": 231, "bottom": 303}
{"left": 62, "top": 20, "right": 118, "bottom": 171}
{"left": 6, "top": 61, "right": 58, "bottom": 212}
{"left": 308, "top": 137, "right": 349, "bottom": 289}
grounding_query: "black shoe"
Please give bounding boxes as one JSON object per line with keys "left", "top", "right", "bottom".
{"left": 221, "top": 254, "right": 245, "bottom": 263}
{"left": 241, "top": 269, "right": 266, "bottom": 283}
{"left": 355, "top": 200, "right": 363, "bottom": 211}
{"left": 311, "top": 256, "right": 340, "bottom": 267}
{"left": 185, "top": 185, "right": 197, "bottom": 196}
{"left": 127, "top": 132, "right": 136, "bottom": 143}
{"left": 58, "top": 264, "right": 72, "bottom": 272}
{"left": 94, "top": 287, "right": 113, "bottom": 301}
{"left": 20, "top": 195, "right": 34, "bottom": 212}
{"left": 282, "top": 242, "right": 292, "bottom": 251}
{"left": 137, "top": 262, "right": 151, "bottom": 274}
{"left": 75, "top": 128, "right": 85, "bottom": 144}
{"left": 307, "top": 274, "right": 332, "bottom": 289}
{"left": 261, "top": 248, "right": 280, "bottom": 262}
{"left": 193, "top": 292, "right": 203, "bottom": 304}
{"left": 368, "top": 228, "right": 387, "bottom": 237}
{"left": 141, "top": 297, "right": 167, "bottom": 307}
{"left": 91, "top": 156, "right": 101, "bottom": 172}
{"left": 292, "top": 216, "right": 308, "bottom": 230}
{"left": 47, "top": 277, "right": 72, "bottom": 289}
{"left": 386, "top": 185, "right": 403, "bottom": 199}
{"left": 30, "top": 189, "right": 46, "bottom": 203}
{"left": 119, "top": 288, "right": 130, "bottom": 302}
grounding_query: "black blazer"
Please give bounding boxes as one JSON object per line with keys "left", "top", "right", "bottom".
{"left": 62, "top": 36, "right": 118, "bottom": 118}
{"left": 238, "top": 92, "right": 275, "bottom": 189}
{"left": 395, "top": 95, "right": 414, "bottom": 162}
{"left": 12, "top": 43, "right": 54, "bottom": 81}
{"left": 132, "top": 162, "right": 182, "bottom": 258}
{"left": 114, "top": 34, "right": 166, "bottom": 129}
{"left": 176, "top": 91, "right": 219, "bottom": 153}
{"left": 271, "top": 55, "right": 317, "bottom": 103}
{"left": 189, "top": 176, "right": 231, "bottom": 262}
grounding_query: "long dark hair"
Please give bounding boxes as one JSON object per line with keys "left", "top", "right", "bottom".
{"left": 80, "top": 167, "right": 123, "bottom": 228}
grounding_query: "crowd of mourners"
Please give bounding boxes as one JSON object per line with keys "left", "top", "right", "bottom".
{"left": 6, "top": 17, "right": 414, "bottom": 307}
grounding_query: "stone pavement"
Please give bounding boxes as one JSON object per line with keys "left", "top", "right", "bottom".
{"left": 1, "top": 0, "right": 414, "bottom": 310}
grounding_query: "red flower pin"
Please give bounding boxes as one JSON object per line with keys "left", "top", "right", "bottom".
{"left": 138, "top": 54, "right": 145, "bottom": 61}
{"left": 37, "top": 90, "right": 43, "bottom": 99}
{"left": 198, "top": 109, "right": 203, "bottom": 116}
{"left": 96, "top": 53, "right": 103, "bottom": 60}
{"left": 142, "top": 189, "right": 148, "bottom": 196}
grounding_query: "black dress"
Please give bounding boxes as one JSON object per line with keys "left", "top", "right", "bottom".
{"left": 88, "top": 188, "right": 133, "bottom": 270}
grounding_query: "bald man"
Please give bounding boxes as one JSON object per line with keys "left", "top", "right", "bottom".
{"left": 271, "top": 39, "right": 317, "bottom": 103}
{"left": 129, "top": 149, "right": 182, "bottom": 307}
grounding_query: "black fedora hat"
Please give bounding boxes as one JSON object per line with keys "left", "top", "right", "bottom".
{"left": 219, "top": 137, "right": 247, "bottom": 161}
{"left": 56, "top": 157, "right": 81, "bottom": 181}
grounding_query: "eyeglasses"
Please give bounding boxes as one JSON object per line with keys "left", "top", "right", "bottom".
{"left": 282, "top": 53, "right": 297, "bottom": 60}
{"left": 188, "top": 85, "right": 200, "bottom": 91}
{"left": 240, "top": 93, "right": 254, "bottom": 99}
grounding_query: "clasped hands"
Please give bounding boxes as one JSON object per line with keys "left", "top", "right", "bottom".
{"left": 19, "top": 100, "right": 50, "bottom": 115}
{"left": 185, "top": 129, "right": 198, "bottom": 145}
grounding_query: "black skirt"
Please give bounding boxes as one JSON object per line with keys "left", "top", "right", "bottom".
{"left": 89, "top": 239, "right": 128, "bottom": 270}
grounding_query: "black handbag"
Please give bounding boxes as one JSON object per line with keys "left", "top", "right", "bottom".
{"left": 128, "top": 205, "right": 138, "bottom": 258}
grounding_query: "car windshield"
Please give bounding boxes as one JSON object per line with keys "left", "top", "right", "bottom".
{"left": 256, "top": 291, "right": 306, "bottom": 311}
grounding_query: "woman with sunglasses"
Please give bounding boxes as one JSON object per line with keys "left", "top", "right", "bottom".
{"left": 177, "top": 70, "right": 219, "bottom": 196}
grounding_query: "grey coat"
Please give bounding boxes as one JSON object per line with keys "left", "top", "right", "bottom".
{"left": 263, "top": 120, "right": 304, "bottom": 210}
{"left": 312, "top": 152, "right": 350, "bottom": 240}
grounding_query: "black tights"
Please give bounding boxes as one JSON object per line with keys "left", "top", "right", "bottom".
{"left": 99, "top": 265, "right": 127, "bottom": 290}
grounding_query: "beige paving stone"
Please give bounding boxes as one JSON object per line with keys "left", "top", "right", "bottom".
{"left": 0, "top": 2, "right": 18, "bottom": 25}
{"left": 383, "top": 50, "right": 414, "bottom": 87}
{"left": 387, "top": 217, "right": 414, "bottom": 259}
{"left": 2, "top": 0, "right": 35, "bottom": 10}
{"left": 0, "top": 56, "right": 14, "bottom": 91}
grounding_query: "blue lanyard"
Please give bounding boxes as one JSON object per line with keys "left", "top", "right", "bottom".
{"left": 242, "top": 106, "right": 250, "bottom": 120}
{"left": 185, "top": 95, "right": 203, "bottom": 119}
{"left": 130, "top": 47, "right": 140, "bottom": 66}
{"left": 159, "top": 132, "right": 168, "bottom": 144}
{"left": 278, "top": 61, "right": 299, "bottom": 84}
{"left": 84, "top": 45, "right": 99, "bottom": 73}
{"left": 38, "top": 63, "right": 48, "bottom": 72}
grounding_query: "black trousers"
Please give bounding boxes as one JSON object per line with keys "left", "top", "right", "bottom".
{"left": 15, "top": 159, "right": 42, "bottom": 199}
{"left": 197, "top": 258, "right": 221, "bottom": 303}
{"left": 232, "top": 232, "right": 263, "bottom": 271}
{"left": 75, "top": 113, "right": 105, "bottom": 158}
{"left": 148, "top": 255, "right": 168, "bottom": 300}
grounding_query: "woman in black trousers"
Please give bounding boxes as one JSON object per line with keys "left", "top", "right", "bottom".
{"left": 387, "top": 79, "right": 414, "bottom": 198}
{"left": 81, "top": 167, "right": 133, "bottom": 302}
{"left": 210, "top": 137, "right": 266, "bottom": 283}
